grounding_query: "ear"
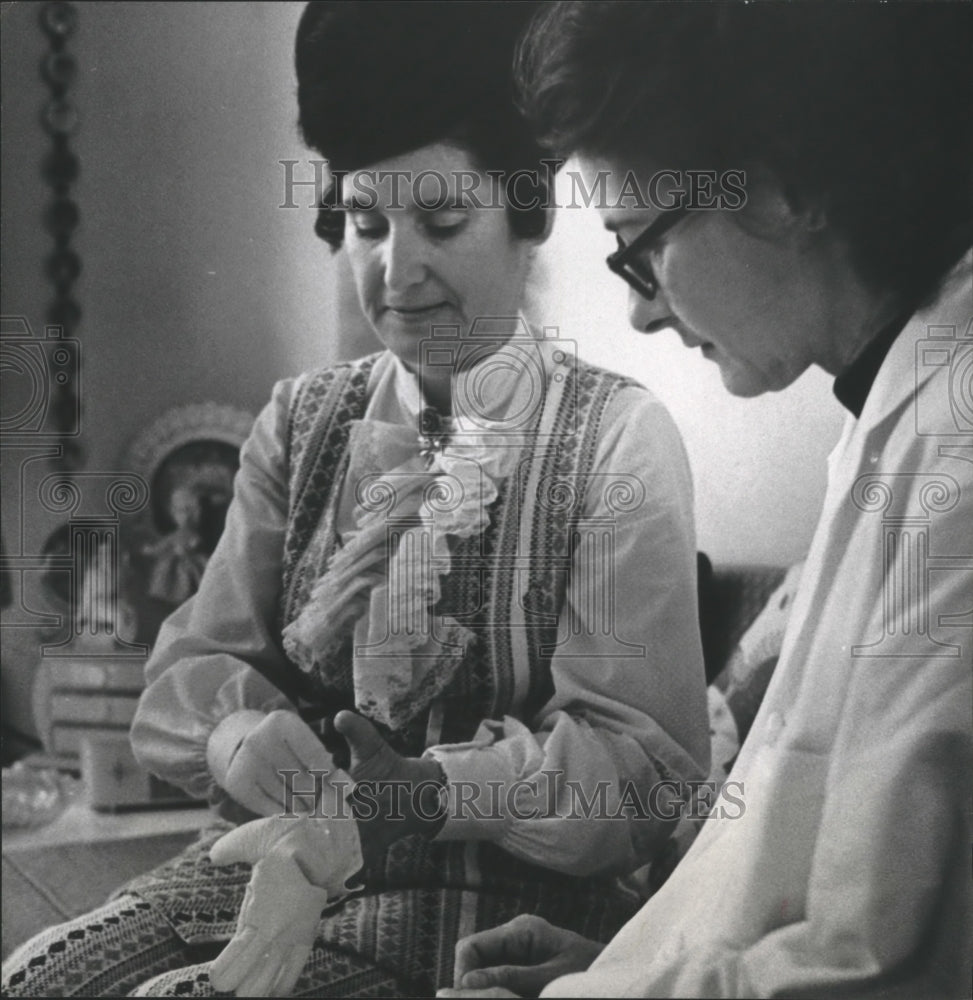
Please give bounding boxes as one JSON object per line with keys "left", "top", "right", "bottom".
{"left": 736, "top": 169, "right": 828, "bottom": 246}
{"left": 525, "top": 165, "right": 557, "bottom": 245}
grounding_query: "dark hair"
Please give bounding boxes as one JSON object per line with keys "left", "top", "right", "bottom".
{"left": 296, "top": 0, "right": 550, "bottom": 250}
{"left": 517, "top": 2, "right": 972, "bottom": 305}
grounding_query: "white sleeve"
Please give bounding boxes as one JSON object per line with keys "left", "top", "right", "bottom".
{"left": 131, "top": 379, "right": 301, "bottom": 805}
{"left": 426, "top": 387, "right": 710, "bottom": 875}
{"left": 544, "top": 412, "right": 973, "bottom": 997}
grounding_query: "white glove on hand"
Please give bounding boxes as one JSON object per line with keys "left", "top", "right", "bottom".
{"left": 209, "top": 850, "right": 329, "bottom": 997}
{"left": 211, "top": 709, "right": 340, "bottom": 818}
{"left": 209, "top": 813, "right": 364, "bottom": 997}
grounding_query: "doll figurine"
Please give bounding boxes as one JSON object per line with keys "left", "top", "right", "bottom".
{"left": 142, "top": 486, "right": 209, "bottom": 604}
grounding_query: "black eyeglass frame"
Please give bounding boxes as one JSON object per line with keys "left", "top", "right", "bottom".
{"left": 605, "top": 205, "right": 691, "bottom": 301}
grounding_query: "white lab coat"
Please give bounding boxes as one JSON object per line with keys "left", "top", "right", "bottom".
{"left": 546, "top": 252, "right": 973, "bottom": 998}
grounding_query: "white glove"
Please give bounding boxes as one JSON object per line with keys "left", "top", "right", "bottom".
{"left": 209, "top": 813, "right": 364, "bottom": 997}
{"left": 208, "top": 709, "right": 340, "bottom": 817}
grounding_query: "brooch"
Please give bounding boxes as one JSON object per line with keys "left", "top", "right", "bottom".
{"left": 418, "top": 407, "right": 449, "bottom": 461}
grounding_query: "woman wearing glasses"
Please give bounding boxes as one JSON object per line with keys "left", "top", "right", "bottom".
{"left": 2, "top": 4, "right": 710, "bottom": 997}
{"left": 445, "top": 3, "right": 972, "bottom": 997}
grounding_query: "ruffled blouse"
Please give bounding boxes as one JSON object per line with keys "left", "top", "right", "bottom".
{"left": 132, "top": 340, "right": 710, "bottom": 877}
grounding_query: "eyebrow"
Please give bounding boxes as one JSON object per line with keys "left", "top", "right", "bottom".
{"left": 341, "top": 195, "right": 471, "bottom": 214}
{"left": 344, "top": 195, "right": 376, "bottom": 212}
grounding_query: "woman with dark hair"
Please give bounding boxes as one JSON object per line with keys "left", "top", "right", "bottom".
{"left": 445, "top": 3, "right": 972, "bottom": 997}
{"left": 2, "top": 3, "right": 709, "bottom": 997}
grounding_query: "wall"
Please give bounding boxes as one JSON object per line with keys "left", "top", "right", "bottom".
{"left": 1, "top": 2, "right": 353, "bottom": 740}
{"left": 1, "top": 1, "right": 343, "bottom": 470}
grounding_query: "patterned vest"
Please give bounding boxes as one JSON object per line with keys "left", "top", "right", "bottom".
{"left": 277, "top": 351, "right": 639, "bottom": 755}
{"left": 119, "top": 352, "right": 647, "bottom": 957}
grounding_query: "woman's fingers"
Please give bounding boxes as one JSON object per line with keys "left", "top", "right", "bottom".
{"left": 461, "top": 963, "right": 560, "bottom": 998}
{"left": 453, "top": 916, "right": 549, "bottom": 986}
{"left": 333, "top": 711, "right": 399, "bottom": 781}
{"left": 455, "top": 920, "right": 604, "bottom": 996}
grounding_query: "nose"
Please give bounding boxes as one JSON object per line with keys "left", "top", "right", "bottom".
{"left": 627, "top": 286, "right": 671, "bottom": 333}
{"left": 383, "top": 223, "right": 427, "bottom": 293}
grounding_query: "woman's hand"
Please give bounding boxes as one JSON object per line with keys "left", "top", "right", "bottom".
{"left": 333, "top": 710, "right": 446, "bottom": 864}
{"left": 216, "top": 709, "right": 338, "bottom": 817}
{"left": 209, "top": 848, "right": 329, "bottom": 997}
{"left": 209, "top": 814, "right": 363, "bottom": 996}
{"left": 446, "top": 915, "right": 604, "bottom": 998}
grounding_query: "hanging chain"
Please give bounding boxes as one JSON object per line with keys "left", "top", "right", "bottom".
{"left": 40, "top": 1, "right": 83, "bottom": 470}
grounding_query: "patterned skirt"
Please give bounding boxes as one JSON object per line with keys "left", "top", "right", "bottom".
{"left": 115, "top": 824, "right": 642, "bottom": 994}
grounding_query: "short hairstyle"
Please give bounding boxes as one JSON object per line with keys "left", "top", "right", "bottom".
{"left": 295, "top": 0, "right": 549, "bottom": 250}
{"left": 517, "top": 2, "right": 972, "bottom": 306}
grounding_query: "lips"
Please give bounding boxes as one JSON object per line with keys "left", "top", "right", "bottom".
{"left": 674, "top": 328, "right": 705, "bottom": 349}
{"left": 645, "top": 316, "right": 716, "bottom": 356}
{"left": 385, "top": 303, "right": 447, "bottom": 315}
{"left": 642, "top": 319, "right": 674, "bottom": 335}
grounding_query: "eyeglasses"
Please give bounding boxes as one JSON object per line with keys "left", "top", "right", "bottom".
{"left": 605, "top": 205, "right": 691, "bottom": 301}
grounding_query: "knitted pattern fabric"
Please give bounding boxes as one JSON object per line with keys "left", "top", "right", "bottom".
{"left": 3, "top": 352, "right": 645, "bottom": 997}
{"left": 0, "top": 895, "right": 222, "bottom": 998}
